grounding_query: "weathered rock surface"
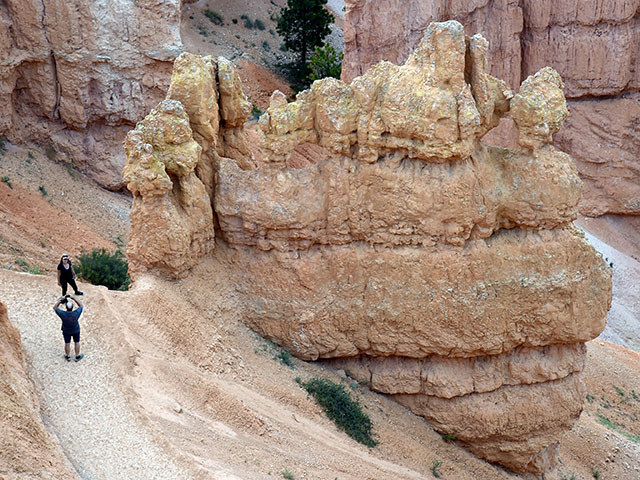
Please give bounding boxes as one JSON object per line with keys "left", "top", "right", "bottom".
{"left": 0, "top": 301, "right": 78, "bottom": 479}
{"left": 342, "top": 0, "right": 640, "bottom": 216}
{"left": 125, "top": 22, "right": 612, "bottom": 475}
{"left": 0, "top": 0, "right": 183, "bottom": 189}
{"left": 123, "top": 53, "right": 253, "bottom": 278}
{"left": 123, "top": 99, "right": 214, "bottom": 279}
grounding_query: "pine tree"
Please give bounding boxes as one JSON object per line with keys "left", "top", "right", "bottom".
{"left": 277, "top": 0, "right": 334, "bottom": 74}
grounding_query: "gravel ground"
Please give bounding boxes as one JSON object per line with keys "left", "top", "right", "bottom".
{"left": 0, "top": 271, "right": 192, "bottom": 480}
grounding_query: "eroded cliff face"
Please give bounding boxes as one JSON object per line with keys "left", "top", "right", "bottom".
{"left": 342, "top": 0, "right": 640, "bottom": 216}
{"left": 124, "top": 22, "right": 612, "bottom": 475}
{"left": 0, "top": 0, "right": 182, "bottom": 189}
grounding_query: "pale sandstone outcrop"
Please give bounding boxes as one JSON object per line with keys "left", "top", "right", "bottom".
{"left": 0, "top": 302, "right": 78, "bottom": 479}
{"left": 342, "top": 0, "right": 640, "bottom": 216}
{"left": 123, "top": 53, "right": 253, "bottom": 278}
{"left": 125, "top": 22, "right": 611, "bottom": 475}
{"left": 123, "top": 99, "right": 214, "bottom": 279}
{"left": 0, "top": 0, "right": 183, "bottom": 189}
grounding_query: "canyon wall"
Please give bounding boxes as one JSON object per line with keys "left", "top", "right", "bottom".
{"left": 342, "top": 0, "right": 640, "bottom": 216}
{"left": 123, "top": 22, "right": 612, "bottom": 475}
{"left": 0, "top": 0, "right": 183, "bottom": 189}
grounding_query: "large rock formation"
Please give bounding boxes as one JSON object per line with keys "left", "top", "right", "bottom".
{"left": 124, "top": 22, "right": 612, "bottom": 476}
{"left": 342, "top": 0, "right": 640, "bottom": 216}
{"left": 0, "top": 0, "right": 183, "bottom": 189}
{"left": 0, "top": 301, "right": 78, "bottom": 479}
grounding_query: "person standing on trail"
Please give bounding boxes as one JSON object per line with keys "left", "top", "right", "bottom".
{"left": 53, "top": 294, "right": 85, "bottom": 362}
{"left": 57, "top": 253, "right": 83, "bottom": 296}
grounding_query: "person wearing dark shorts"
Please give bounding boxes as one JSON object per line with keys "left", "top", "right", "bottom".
{"left": 57, "top": 253, "right": 84, "bottom": 296}
{"left": 53, "top": 294, "right": 85, "bottom": 362}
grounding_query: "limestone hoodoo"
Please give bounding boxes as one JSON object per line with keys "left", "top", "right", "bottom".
{"left": 124, "top": 21, "right": 612, "bottom": 475}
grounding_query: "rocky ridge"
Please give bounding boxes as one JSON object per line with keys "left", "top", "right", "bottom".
{"left": 342, "top": 0, "right": 640, "bottom": 216}
{"left": 123, "top": 21, "right": 612, "bottom": 475}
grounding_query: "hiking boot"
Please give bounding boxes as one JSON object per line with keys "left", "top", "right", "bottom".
{"left": 75, "top": 354, "right": 84, "bottom": 362}
{"left": 75, "top": 291, "right": 84, "bottom": 296}
{"left": 64, "top": 354, "right": 71, "bottom": 362}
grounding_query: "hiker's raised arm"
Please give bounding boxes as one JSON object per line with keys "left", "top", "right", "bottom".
{"left": 53, "top": 296, "right": 65, "bottom": 311}
{"left": 68, "top": 294, "right": 83, "bottom": 308}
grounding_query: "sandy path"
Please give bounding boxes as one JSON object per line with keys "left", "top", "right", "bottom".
{"left": 0, "top": 270, "right": 192, "bottom": 480}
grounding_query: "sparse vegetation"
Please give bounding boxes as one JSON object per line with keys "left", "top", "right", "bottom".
{"left": 307, "top": 43, "right": 343, "bottom": 83}
{"left": 65, "top": 162, "right": 79, "bottom": 179}
{"left": 593, "top": 470, "right": 600, "bottom": 479}
{"left": 0, "top": 138, "right": 7, "bottom": 154}
{"left": 256, "top": 337, "right": 295, "bottom": 368}
{"left": 1, "top": 176, "right": 12, "bottom": 189}
{"left": 39, "top": 185, "right": 48, "bottom": 196}
{"left": 596, "top": 412, "right": 640, "bottom": 443}
{"left": 298, "top": 377, "right": 376, "bottom": 447}
{"left": 14, "top": 258, "right": 27, "bottom": 268}
{"left": 76, "top": 248, "right": 130, "bottom": 291}
{"left": 275, "top": 349, "right": 293, "bottom": 367}
{"left": 254, "top": 18, "right": 266, "bottom": 30}
{"left": 262, "top": 40, "right": 271, "bottom": 51}
{"left": 440, "top": 432, "right": 456, "bottom": 443}
{"left": 251, "top": 104, "right": 263, "bottom": 120}
{"left": 281, "top": 469, "right": 294, "bottom": 479}
{"left": 431, "top": 459, "right": 443, "bottom": 478}
{"left": 27, "top": 265, "right": 43, "bottom": 275}
{"left": 203, "top": 9, "right": 224, "bottom": 25}
{"left": 232, "top": 18, "right": 238, "bottom": 24}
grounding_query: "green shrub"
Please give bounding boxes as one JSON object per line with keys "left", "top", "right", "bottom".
{"left": 203, "top": 9, "right": 223, "bottom": 25}
{"left": 76, "top": 249, "right": 130, "bottom": 291}
{"left": 1, "top": 176, "right": 12, "bottom": 189}
{"left": 431, "top": 459, "right": 443, "bottom": 478}
{"left": 262, "top": 40, "right": 271, "bottom": 51}
{"left": 251, "top": 104, "right": 263, "bottom": 119}
{"left": 275, "top": 349, "right": 293, "bottom": 367}
{"left": 27, "top": 265, "right": 42, "bottom": 275}
{"left": 254, "top": 18, "right": 266, "bottom": 30}
{"left": 298, "top": 377, "right": 376, "bottom": 447}
{"left": 0, "top": 138, "right": 6, "bottom": 154}
{"left": 281, "top": 469, "right": 294, "bottom": 480}
{"left": 307, "top": 43, "right": 343, "bottom": 83}
{"left": 440, "top": 432, "right": 456, "bottom": 443}
{"left": 39, "top": 185, "right": 48, "bottom": 196}
{"left": 243, "top": 17, "right": 255, "bottom": 29}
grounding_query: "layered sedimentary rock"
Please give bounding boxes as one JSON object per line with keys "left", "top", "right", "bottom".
{"left": 0, "top": 302, "right": 78, "bottom": 479}
{"left": 342, "top": 0, "right": 640, "bottom": 216}
{"left": 0, "top": 0, "right": 183, "bottom": 189}
{"left": 123, "top": 53, "right": 251, "bottom": 278}
{"left": 125, "top": 22, "right": 612, "bottom": 475}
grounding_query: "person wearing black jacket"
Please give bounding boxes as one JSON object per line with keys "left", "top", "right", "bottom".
{"left": 56, "top": 253, "right": 83, "bottom": 296}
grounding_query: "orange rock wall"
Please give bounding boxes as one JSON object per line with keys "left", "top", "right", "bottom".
{"left": 342, "top": 0, "right": 640, "bottom": 216}
{"left": 0, "top": 0, "right": 183, "bottom": 189}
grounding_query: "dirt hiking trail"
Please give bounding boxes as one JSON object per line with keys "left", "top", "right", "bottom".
{"left": 0, "top": 270, "right": 190, "bottom": 480}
